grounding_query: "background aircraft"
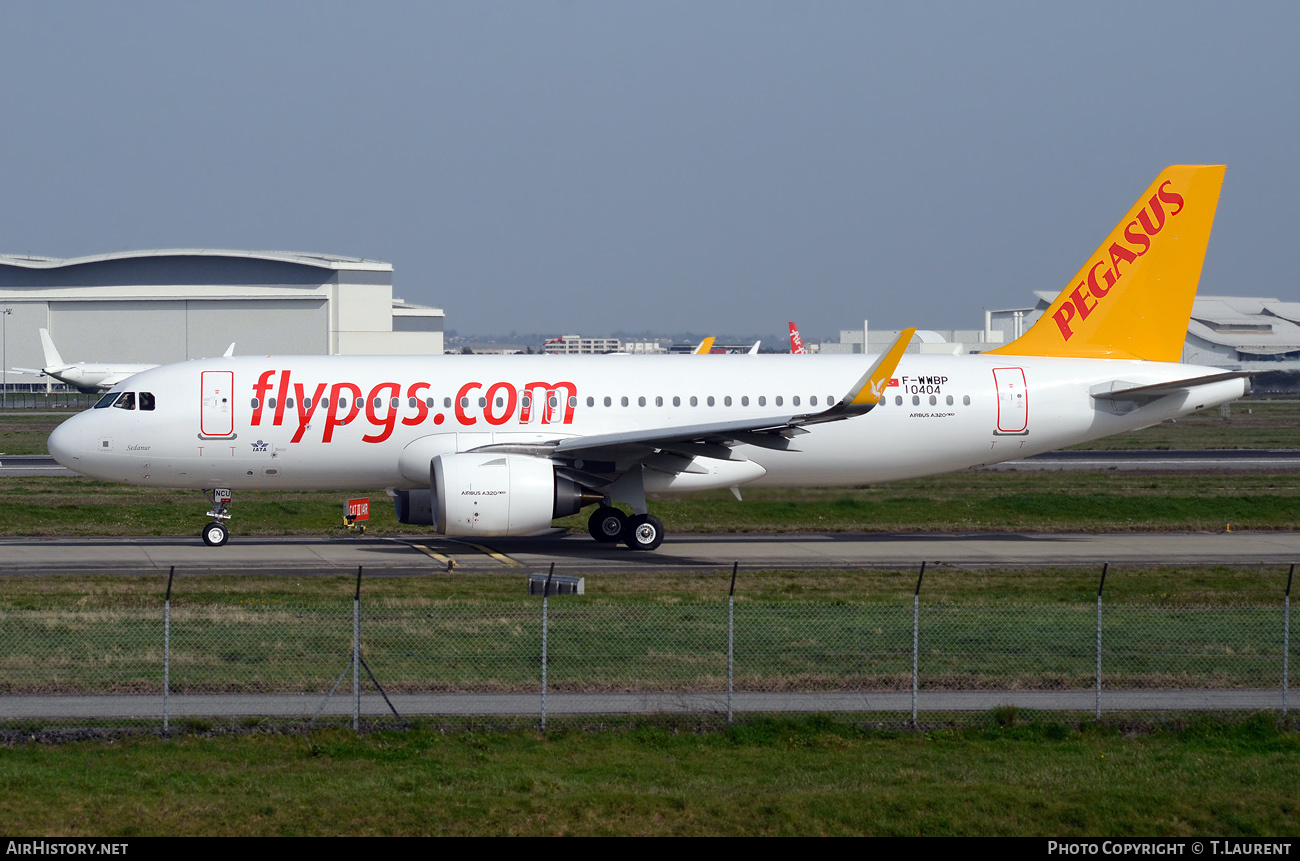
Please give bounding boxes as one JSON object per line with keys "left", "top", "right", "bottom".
{"left": 11, "top": 329, "right": 232, "bottom": 392}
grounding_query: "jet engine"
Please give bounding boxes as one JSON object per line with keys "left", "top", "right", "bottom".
{"left": 392, "top": 453, "right": 601, "bottom": 536}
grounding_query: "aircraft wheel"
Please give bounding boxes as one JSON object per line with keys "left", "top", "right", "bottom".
{"left": 201, "top": 521, "right": 229, "bottom": 547}
{"left": 588, "top": 506, "right": 627, "bottom": 542}
{"left": 624, "top": 514, "right": 665, "bottom": 551}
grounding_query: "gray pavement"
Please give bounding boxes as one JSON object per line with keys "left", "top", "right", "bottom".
{"left": 0, "top": 690, "right": 1286, "bottom": 718}
{"left": 3, "top": 530, "right": 1300, "bottom": 575}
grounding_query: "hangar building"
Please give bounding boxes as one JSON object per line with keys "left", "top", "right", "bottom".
{"left": 0, "top": 250, "right": 443, "bottom": 377}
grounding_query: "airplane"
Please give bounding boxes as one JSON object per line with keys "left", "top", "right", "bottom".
{"left": 11, "top": 329, "right": 235, "bottom": 393}
{"left": 789, "top": 323, "right": 807, "bottom": 354}
{"left": 48, "top": 165, "right": 1248, "bottom": 552}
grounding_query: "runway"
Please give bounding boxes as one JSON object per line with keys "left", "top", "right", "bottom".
{"left": 3, "top": 529, "right": 1300, "bottom": 575}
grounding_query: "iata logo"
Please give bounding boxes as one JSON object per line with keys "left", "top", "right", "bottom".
{"left": 251, "top": 371, "right": 578, "bottom": 444}
{"left": 1052, "top": 180, "right": 1186, "bottom": 341}
{"left": 251, "top": 440, "right": 269, "bottom": 452}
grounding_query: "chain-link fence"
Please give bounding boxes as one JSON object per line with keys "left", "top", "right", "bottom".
{"left": 0, "top": 567, "right": 1294, "bottom": 734}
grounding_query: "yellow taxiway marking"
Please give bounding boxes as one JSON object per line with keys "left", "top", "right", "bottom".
{"left": 409, "top": 543, "right": 455, "bottom": 565}
{"left": 452, "top": 540, "right": 524, "bottom": 567}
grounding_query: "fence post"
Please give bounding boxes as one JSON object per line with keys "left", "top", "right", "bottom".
{"left": 541, "top": 564, "right": 553, "bottom": 734}
{"left": 164, "top": 566, "right": 174, "bottom": 737}
{"left": 1096, "top": 563, "right": 1108, "bottom": 721}
{"left": 353, "top": 566, "right": 362, "bottom": 734}
{"left": 912, "top": 562, "right": 925, "bottom": 728}
{"left": 728, "top": 562, "right": 737, "bottom": 725}
{"left": 1285, "top": 565, "right": 1293, "bottom": 718}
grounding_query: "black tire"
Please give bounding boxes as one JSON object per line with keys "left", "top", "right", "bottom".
{"left": 588, "top": 506, "right": 627, "bottom": 542}
{"left": 201, "top": 521, "right": 229, "bottom": 547}
{"left": 624, "top": 514, "right": 665, "bottom": 551}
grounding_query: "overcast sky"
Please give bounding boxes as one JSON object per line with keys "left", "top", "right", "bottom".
{"left": 1, "top": 1, "right": 1296, "bottom": 339}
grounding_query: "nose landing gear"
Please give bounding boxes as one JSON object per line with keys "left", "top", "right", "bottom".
{"left": 202, "top": 488, "right": 232, "bottom": 547}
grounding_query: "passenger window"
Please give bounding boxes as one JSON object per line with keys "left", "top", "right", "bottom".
{"left": 758, "top": 396, "right": 766, "bottom": 406}
{"left": 443, "top": 397, "right": 452, "bottom": 408}
{"left": 724, "top": 396, "right": 732, "bottom": 406}
{"left": 895, "top": 395, "right": 903, "bottom": 406}
{"left": 391, "top": 398, "right": 399, "bottom": 408}
{"left": 304, "top": 399, "right": 313, "bottom": 409}
{"left": 638, "top": 396, "right": 646, "bottom": 407}
{"left": 286, "top": 398, "right": 294, "bottom": 409}
{"left": 569, "top": 396, "right": 577, "bottom": 408}
{"left": 963, "top": 395, "right": 971, "bottom": 405}
{"left": 929, "top": 395, "right": 937, "bottom": 406}
{"left": 741, "top": 396, "right": 749, "bottom": 406}
{"left": 690, "top": 396, "right": 698, "bottom": 407}
{"left": 810, "top": 396, "right": 818, "bottom": 406}
{"left": 478, "top": 397, "right": 487, "bottom": 408}
{"left": 673, "top": 396, "right": 681, "bottom": 407}
{"left": 792, "top": 396, "right": 800, "bottom": 407}
{"left": 912, "top": 395, "right": 920, "bottom": 406}
{"left": 707, "top": 396, "right": 715, "bottom": 407}
{"left": 775, "top": 396, "right": 783, "bottom": 406}
{"left": 655, "top": 396, "right": 663, "bottom": 407}
{"left": 495, "top": 397, "right": 504, "bottom": 408}
{"left": 339, "top": 398, "right": 348, "bottom": 409}
{"left": 114, "top": 392, "right": 136, "bottom": 411}
{"left": 139, "top": 392, "right": 155, "bottom": 411}
{"left": 322, "top": 399, "right": 331, "bottom": 410}
{"left": 621, "top": 396, "right": 629, "bottom": 407}
{"left": 550, "top": 397, "right": 558, "bottom": 408}
{"left": 248, "top": 397, "right": 259, "bottom": 409}
{"left": 425, "top": 397, "right": 434, "bottom": 408}
{"left": 268, "top": 397, "right": 276, "bottom": 409}
{"left": 460, "top": 397, "right": 468, "bottom": 408}
{"left": 946, "top": 395, "right": 953, "bottom": 406}
{"left": 586, "top": 396, "right": 594, "bottom": 407}
{"left": 409, "top": 397, "right": 417, "bottom": 408}
{"left": 604, "top": 396, "right": 612, "bottom": 407}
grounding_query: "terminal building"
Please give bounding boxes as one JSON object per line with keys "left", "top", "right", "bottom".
{"left": 0, "top": 250, "right": 443, "bottom": 382}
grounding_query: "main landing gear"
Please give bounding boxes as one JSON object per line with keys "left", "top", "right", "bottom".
{"left": 201, "top": 488, "right": 232, "bottom": 547}
{"left": 586, "top": 505, "right": 665, "bottom": 551}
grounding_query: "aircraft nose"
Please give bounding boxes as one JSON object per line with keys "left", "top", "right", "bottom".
{"left": 47, "top": 416, "right": 82, "bottom": 468}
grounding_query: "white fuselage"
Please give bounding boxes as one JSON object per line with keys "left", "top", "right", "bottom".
{"left": 48, "top": 353, "right": 1247, "bottom": 492}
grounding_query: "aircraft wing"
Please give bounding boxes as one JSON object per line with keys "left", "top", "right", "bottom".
{"left": 1090, "top": 371, "right": 1253, "bottom": 402}
{"left": 474, "top": 329, "right": 917, "bottom": 470}
{"left": 9, "top": 367, "right": 46, "bottom": 376}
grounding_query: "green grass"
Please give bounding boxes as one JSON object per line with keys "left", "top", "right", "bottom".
{"left": 5, "top": 471, "right": 1300, "bottom": 536}
{"left": 2, "top": 569, "right": 1292, "bottom": 696}
{"left": 0, "top": 716, "right": 1296, "bottom": 835}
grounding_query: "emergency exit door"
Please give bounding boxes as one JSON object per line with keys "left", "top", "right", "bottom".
{"left": 201, "top": 370, "right": 235, "bottom": 437}
{"left": 992, "top": 367, "right": 1028, "bottom": 435}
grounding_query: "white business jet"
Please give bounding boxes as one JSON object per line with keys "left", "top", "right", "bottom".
{"left": 49, "top": 165, "right": 1248, "bottom": 551}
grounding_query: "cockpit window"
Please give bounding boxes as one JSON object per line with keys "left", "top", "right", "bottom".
{"left": 94, "top": 393, "right": 121, "bottom": 409}
{"left": 113, "top": 392, "right": 136, "bottom": 411}
{"left": 139, "top": 392, "right": 155, "bottom": 411}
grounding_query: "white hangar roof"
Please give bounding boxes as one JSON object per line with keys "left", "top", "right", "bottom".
{"left": 0, "top": 249, "right": 391, "bottom": 272}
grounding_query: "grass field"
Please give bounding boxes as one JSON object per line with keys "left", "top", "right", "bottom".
{"left": 1, "top": 569, "right": 1292, "bottom": 696}
{"left": 0, "top": 717, "right": 1296, "bottom": 836}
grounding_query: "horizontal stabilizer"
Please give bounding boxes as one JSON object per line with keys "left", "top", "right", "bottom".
{"left": 1090, "top": 371, "right": 1253, "bottom": 402}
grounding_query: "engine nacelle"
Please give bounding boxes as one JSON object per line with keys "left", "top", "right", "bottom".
{"left": 394, "top": 453, "right": 598, "bottom": 536}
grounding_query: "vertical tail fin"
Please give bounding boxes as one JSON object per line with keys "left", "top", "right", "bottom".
{"left": 990, "top": 165, "right": 1225, "bottom": 362}
{"left": 38, "top": 328, "right": 66, "bottom": 369}
{"left": 789, "top": 322, "right": 807, "bottom": 354}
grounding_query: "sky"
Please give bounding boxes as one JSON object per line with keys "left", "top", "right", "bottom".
{"left": 1, "top": 1, "right": 1297, "bottom": 340}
